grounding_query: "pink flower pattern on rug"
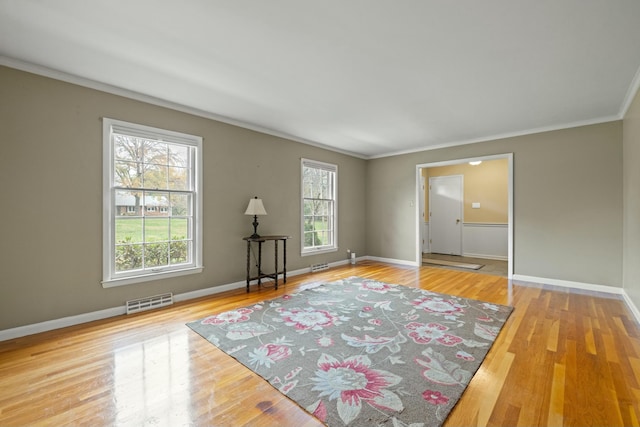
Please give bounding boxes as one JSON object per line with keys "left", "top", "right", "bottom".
{"left": 201, "top": 307, "right": 253, "bottom": 324}
{"left": 411, "top": 296, "right": 465, "bottom": 319}
{"left": 405, "top": 322, "right": 464, "bottom": 346}
{"left": 188, "top": 277, "right": 512, "bottom": 427}
{"left": 276, "top": 306, "right": 346, "bottom": 332}
{"left": 310, "top": 353, "right": 404, "bottom": 424}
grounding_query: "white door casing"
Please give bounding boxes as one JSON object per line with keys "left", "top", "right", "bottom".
{"left": 415, "top": 153, "right": 513, "bottom": 278}
{"left": 420, "top": 173, "right": 428, "bottom": 253}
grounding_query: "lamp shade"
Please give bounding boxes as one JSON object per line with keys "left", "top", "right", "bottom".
{"left": 244, "top": 197, "right": 267, "bottom": 216}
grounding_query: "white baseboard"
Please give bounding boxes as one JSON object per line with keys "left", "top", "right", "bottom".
{"left": 364, "top": 256, "right": 420, "bottom": 267}
{"left": 0, "top": 258, "right": 355, "bottom": 342}
{"left": 511, "top": 274, "right": 624, "bottom": 295}
{"left": 319, "top": 258, "right": 351, "bottom": 270}
{"left": 173, "top": 280, "right": 246, "bottom": 302}
{"left": 462, "top": 252, "right": 508, "bottom": 261}
{"left": 7, "top": 260, "right": 634, "bottom": 342}
{"left": 0, "top": 306, "right": 126, "bottom": 342}
{"left": 512, "top": 274, "right": 640, "bottom": 326}
{"left": 621, "top": 291, "right": 640, "bottom": 325}
{"left": 177, "top": 259, "right": 353, "bottom": 302}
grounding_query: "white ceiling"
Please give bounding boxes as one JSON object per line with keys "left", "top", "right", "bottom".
{"left": 2, "top": 1, "right": 640, "bottom": 158}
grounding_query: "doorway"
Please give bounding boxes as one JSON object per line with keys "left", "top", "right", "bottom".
{"left": 416, "top": 154, "right": 513, "bottom": 278}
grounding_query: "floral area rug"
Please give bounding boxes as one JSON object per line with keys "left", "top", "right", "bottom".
{"left": 187, "top": 276, "right": 513, "bottom": 426}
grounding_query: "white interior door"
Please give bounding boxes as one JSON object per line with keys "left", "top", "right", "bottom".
{"left": 429, "top": 175, "right": 463, "bottom": 255}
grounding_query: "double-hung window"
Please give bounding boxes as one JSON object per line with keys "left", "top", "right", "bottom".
{"left": 301, "top": 158, "right": 337, "bottom": 255}
{"left": 102, "top": 118, "right": 203, "bottom": 287}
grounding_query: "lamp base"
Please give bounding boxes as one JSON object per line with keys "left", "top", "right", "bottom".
{"left": 250, "top": 215, "right": 260, "bottom": 239}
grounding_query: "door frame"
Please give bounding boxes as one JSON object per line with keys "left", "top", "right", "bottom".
{"left": 415, "top": 153, "right": 514, "bottom": 278}
{"left": 419, "top": 174, "right": 428, "bottom": 253}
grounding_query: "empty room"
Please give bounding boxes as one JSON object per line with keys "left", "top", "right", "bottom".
{"left": 1, "top": 2, "right": 640, "bottom": 426}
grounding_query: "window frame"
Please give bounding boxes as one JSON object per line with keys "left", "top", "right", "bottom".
{"left": 300, "top": 158, "right": 338, "bottom": 256}
{"left": 102, "top": 118, "right": 203, "bottom": 288}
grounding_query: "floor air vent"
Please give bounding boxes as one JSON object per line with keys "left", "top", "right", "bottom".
{"left": 126, "top": 293, "right": 173, "bottom": 314}
{"left": 311, "top": 262, "right": 329, "bottom": 272}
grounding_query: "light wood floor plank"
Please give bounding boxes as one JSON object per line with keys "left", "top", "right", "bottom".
{"left": 1, "top": 261, "right": 639, "bottom": 426}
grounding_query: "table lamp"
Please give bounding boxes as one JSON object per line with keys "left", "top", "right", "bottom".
{"left": 244, "top": 196, "right": 267, "bottom": 238}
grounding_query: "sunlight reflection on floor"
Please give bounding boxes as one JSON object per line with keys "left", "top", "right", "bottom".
{"left": 114, "top": 331, "right": 192, "bottom": 426}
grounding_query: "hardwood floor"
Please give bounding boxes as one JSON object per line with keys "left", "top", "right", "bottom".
{"left": 0, "top": 261, "right": 638, "bottom": 426}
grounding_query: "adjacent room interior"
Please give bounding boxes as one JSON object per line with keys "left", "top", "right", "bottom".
{"left": 419, "top": 157, "right": 510, "bottom": 277}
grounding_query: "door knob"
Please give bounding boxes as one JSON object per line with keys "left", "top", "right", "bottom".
{"left": 456, "top": 219, "right": 461, "bottom": 224}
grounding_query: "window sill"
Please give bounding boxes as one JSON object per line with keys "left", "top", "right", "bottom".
{"left": 102, "top": 266, "right": 203, "bottom": 288}
{"left": 301, "top": 247, "right": 338, "bottom": 257}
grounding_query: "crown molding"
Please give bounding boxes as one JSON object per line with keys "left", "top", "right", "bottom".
{"left": 0, "top": 56, "right": 367, "bottom": 160}
{"left": 620, "top": 63, "right": 640, "bottom": 119}
{"left": 1, "top": 55, "right": 633, "bottom": 161}
{"left": 368, "top": 116, "right": 621, "bottom": 159}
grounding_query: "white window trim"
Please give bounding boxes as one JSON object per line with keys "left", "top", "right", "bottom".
{"left": 301, "top": 158, "right": 338, "bottom": 256}
{"left": 102, "top": 118, "right": 203, "bottom": 288}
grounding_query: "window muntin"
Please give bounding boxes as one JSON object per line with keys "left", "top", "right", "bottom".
{"left": 103, "top": 118, "right": 202, "bottom": 287}
{"left": 301, "top": 159, "right": 337, "bottom": 255}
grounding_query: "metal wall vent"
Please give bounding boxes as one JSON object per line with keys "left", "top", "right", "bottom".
{"left": 311, "top": 262, "right": 329, "bottom": 273}
{"left": 126, "top": 293, "right": 173, "bottom": 314}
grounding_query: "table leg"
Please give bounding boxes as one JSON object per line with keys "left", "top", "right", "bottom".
{"left": 258, "top": 241, "right": 263, "bottom": 287}
{"left": 283, "top": 238, "right": 287, "bottom": 283}
{"left": 274, "top": 240, "right": 279, "bottom": 290}
{"left": 245, "top": 240, "right": 250, "bottom": 293}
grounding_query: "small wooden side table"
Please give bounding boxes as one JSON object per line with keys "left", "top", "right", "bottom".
{"left": 243, "top": 235, "right": 290, "bottom": 292}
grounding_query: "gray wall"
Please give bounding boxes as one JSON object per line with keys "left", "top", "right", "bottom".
{"left": 623, "top": 87, "right": 640, "bottom": 307}
{"left": 0, "top": 64, "right": 630, "bottom": 332}
{"left": 0, "top": 66, "right": 366, "bottom": 330}
{"left": 367, "top": 122, "right": 623, "bottom": 288}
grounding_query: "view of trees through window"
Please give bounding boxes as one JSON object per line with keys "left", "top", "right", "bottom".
{"left": 302, "top": 161, "right": 336, "bottom": 251}
{"left": 113, "top": 134, "right": 193, "bottom": 272}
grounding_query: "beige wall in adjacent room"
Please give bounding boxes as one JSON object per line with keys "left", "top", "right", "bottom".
{"left": 424, "top": 159, "right": 508, "bottom": 224}
{"left": 367, "top": 121, "right": 623, "bottom": 288}
{"left": 623, "top": 87, "right": 640, "bottom": 308}
{"left": 0, "top": 66, "right": 367, "bottom": 331}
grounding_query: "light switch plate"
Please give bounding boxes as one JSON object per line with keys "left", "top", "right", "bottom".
{"left": 472, "top": 202, "right": 481, "bottom": 209}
